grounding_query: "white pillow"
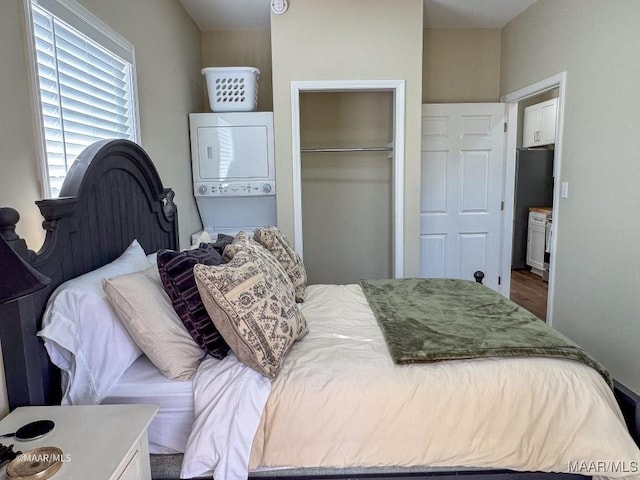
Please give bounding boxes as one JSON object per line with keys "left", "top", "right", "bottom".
{"left": 146, "top": 252, "right": 158, "bottom": 266}
{"left": 190, "top": 230, "right": 212, "bottom": 248}
{"left": 103, "top": 266, "right": 204, "bottom": 380}
{"left": 38, "top": 240, "right": 149, "bottom": 405}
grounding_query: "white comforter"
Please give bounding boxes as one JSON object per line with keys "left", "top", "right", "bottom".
{"left": 184, "top": 284, "right": 640, "bottom": 479}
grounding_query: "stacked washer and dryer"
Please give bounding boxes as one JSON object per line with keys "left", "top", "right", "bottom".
{"left": 189, "top": 67, "right": 275, "bottom": 241}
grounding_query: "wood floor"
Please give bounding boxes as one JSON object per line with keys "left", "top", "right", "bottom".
{"left": 510, "top": 269, "right": 548, "bottom": 321}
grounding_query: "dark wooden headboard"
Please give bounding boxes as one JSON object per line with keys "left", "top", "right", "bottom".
{"left": 0, "top": 139, "right": 179, "bottom": 409}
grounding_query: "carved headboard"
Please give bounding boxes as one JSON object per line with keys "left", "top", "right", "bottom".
{"left": 0, "top": 139, "right": 179, "bottom": 408}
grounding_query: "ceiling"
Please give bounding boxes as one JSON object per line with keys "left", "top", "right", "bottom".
{"left": 179, "top": 0, "right": 539, "bottom": 32}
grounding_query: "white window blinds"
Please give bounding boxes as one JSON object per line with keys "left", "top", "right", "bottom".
{"left": 31, "top": 3, "right": 137, "bottom": 197}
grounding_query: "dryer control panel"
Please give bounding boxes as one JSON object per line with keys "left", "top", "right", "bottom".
{"left": 194, "top": 181, "right": 275, "bottom": 197}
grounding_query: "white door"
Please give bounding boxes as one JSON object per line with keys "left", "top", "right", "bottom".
{"left": 420, "top": 103, "right": 505, "bottom": 292}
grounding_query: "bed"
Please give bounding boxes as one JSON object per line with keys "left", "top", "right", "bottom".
{"left": 0, "top": 139, "right": 639, "bottom": 480}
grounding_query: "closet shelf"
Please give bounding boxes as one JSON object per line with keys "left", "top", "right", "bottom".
{"left": 301, "top": 146, "right": 393, "bottom": 153}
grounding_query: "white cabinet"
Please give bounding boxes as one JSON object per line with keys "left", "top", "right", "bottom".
{"left": 0, "top": 405, "right": 157, "bottom": 480}
{"left": 522, "top": 98, "right": 558, "bottom": 147}
{"left": 526, "top": 211, "right": 547, "bottom": 274}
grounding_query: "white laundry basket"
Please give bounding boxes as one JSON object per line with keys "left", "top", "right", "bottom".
{"left": 202, "top": 67, "right": 260, "bottom": 112}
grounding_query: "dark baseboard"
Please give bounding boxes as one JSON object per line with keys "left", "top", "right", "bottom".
{"left": 614, "top": 380, "right": 640, "bottom": 447}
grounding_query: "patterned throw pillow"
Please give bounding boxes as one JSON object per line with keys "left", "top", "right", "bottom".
{"left": 253, "top": 226, "right": 307, "bottom": 303}
{"left": 193, "top": 244, "right": 308, "bottom": 378}
{"left": 157, "top": 243, "right": 230, "bottom": 359}
{"left": 221, "top": 231, "right": 260, "bottom": 262}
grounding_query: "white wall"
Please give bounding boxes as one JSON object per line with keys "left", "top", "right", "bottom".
{"left": 271, "top": 0, "right": 424, "bottom": 276}
{"left": 502, "top": 0, "right": 640, "bottom": 392}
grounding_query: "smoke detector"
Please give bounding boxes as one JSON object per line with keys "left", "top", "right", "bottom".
{"left": 271, "top": 0, "right": 288, "bottom": 15}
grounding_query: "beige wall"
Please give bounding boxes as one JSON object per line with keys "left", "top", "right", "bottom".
{"left": 201, "top": 28, "right": 500, "bottom": 109}
{"left": 501, "top": 0, "right": 640, "bottom": 392}
{"left": 423, "top": 28, "right": 501, "bottom": 103}
{"left": 201, "top": 30, "right": 273, "bottom": 112}
{"left": 0, "top": 0, "right": 47, "bottom": 248}
{"left": 0, "top": 0, "right": 203, "bottom": 250}
{"left": 271, "top": 0, "right": 424, "bottom": 276}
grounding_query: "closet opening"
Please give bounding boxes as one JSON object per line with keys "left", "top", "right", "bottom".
{"left": 300, "top": 91, "right": 393, "bottom": 284}
{"left": 290, "top": 80, "right": 406, "bottom": 281}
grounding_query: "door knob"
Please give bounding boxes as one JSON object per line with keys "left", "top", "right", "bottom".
{"left": 473, "top": 271, "right": 485, "bottom": 284}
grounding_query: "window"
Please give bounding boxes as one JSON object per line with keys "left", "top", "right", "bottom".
{"left": 26, "top": 0, "right": 139, "bottom": 197}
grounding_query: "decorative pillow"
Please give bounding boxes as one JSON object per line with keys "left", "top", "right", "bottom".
{"left": 253, "top": 226, "right": 307, "bottom": 302}
{"left": 38, "top": 239, "right": 149, "bottom": 405}
{"left": 103, "top": 266, "right": 205, "bottom": 380}
{"left": 157, "top": 243, "right": 230, "bottom": 359}
{"left": 193, "top": 246, "right": 308, "bottom": 378}
{"left": 221, "top": 231, "right": 260, "bottom": 262}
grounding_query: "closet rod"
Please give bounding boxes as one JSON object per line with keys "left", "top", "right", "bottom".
{"left": 301, "top": 146, "right": 393, "bottom": 153}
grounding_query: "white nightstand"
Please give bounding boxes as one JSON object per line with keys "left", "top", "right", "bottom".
{"left": 0, "top": 404, "right": 157, "bottom": 480}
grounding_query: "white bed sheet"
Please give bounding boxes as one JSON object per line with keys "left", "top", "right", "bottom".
{"left": 101, "top": 355, "right": 193, "bottom": 454}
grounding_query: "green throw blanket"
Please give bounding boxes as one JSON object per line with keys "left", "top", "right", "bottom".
{"left": 359, "top": 278, "right": 612, "bottom": 387}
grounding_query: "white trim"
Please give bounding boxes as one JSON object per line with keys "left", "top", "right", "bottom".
{"left": 23, "top": 0, "right": 50, "bottom": 198}
{"left": 501, "top": 72, "right": 565, "bottom": 104}
{"left": 290, "top": 80, "right": 405, "bottom": 278}
{"left": 128, "top": 59, "right": 142, "bottom": 145}
{"left": 499, "top": 102, "right": 518, "bottom": 297}
{"left": 501, "top": 72, "right": 567, "bottom": 326}
{"left": 291, "top": 82, "right": 303, "bottom": 254}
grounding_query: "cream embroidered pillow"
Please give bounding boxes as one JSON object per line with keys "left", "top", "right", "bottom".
{"left": 253, "top": 226, "right": 307, "bottom": 303}
{"left": 222, "top": 230, "right": 303, "bottom": 301}
{"left": 222, "top": 231, "right": 260, "bottom": 262}
{"left": 194, "top": 246, "right": 308, "bottom": 378}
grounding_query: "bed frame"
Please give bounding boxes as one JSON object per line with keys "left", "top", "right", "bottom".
{"left": 0, "top": 139, "right": 637, "bottom": 480}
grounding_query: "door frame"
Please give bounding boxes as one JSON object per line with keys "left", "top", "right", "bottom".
{"left": 501, "top": 72, "right": 567, "bottom": 326}
{"left": 290, "top": 80, "right": 405, "bottom": 278}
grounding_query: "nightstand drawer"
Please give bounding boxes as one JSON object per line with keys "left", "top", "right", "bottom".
{"left": 117, "top": 450, "right": 142, "bottom": 480}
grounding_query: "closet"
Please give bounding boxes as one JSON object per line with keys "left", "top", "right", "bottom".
{"left": 300, "top": 91, "right": 393, "bottom": 284}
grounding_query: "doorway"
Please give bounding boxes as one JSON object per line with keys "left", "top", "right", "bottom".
{"left": 299, "top": 91, "right": 393, "bottom": 284}
{"left": 501, "top": 72, "right": 567, "bottom": 326}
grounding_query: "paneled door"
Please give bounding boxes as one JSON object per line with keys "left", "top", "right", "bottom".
{"left": 420, "top": 103, "right": 505, "bottom": 292}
